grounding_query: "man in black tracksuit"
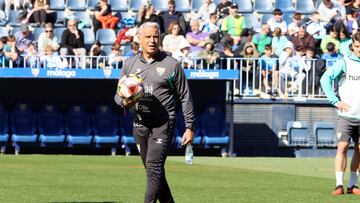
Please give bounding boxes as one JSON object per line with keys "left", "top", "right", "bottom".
{"left": 114, "top": 22, "right": 196, "bottom": 203}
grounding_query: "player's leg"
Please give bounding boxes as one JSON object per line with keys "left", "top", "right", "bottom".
{"left": 347, "top": 124, "right": 360, "bottom": 194}
{"left": 144, "top": 119, "right": 175, "bottom": 203}
{"left": 332, "top": 117, "right": 352, "bottom": 195}
{"left": 133, "top": 122, "right": 151, "bottom": 166}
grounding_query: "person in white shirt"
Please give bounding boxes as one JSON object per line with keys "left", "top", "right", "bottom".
{"left": 306, "top": 11, "right": 327, "bottom": 40}
{"left": 288, "top": 12, "right": 302, "bottom": 36}
{"left": 196, "top": 0, "right": 216, "bottom": 25}
{"left": 267, "top": 9, "right": 287, "bottom": 34}
{"left": 162, "top": 21, "right": 186, "bottom": 55}
{"left": 318, "top": 0, "right": 346, "bottom": 22}
{"left": 38, "top": 23, "right": 59, "bottom": 54}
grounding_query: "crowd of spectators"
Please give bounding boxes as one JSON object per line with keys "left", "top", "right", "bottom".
{"left": 0, "top": 0, "right": 359, "bottom": 96}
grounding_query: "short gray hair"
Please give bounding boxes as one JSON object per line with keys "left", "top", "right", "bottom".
{"left": 138, "top": 22, "right": 160, "bottom": 36}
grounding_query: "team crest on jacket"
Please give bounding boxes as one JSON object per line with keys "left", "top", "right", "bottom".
{"left": 31, "top": 68, "right": 40, "bottom": 77}
{"left": 157, "top": 67, "right": 165, "bottom": 76}
{"left": 103, "top": 67, "right": 112, "bottom": 78}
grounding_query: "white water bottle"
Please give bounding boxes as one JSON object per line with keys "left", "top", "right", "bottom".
{"left": 185, "top": 144, "right": 193, "bottom": 164}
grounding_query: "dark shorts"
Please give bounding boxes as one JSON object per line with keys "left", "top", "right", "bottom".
{"left": 336, "top": 116, "right": 360, "bottom": 143}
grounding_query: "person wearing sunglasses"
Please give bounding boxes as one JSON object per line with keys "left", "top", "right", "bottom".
{"left": 38, "top": 23, "right": 59, "bottom": 54}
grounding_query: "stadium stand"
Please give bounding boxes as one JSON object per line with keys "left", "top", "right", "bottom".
{"left": 200, "top": 104, "right": 230, "bottom": 154}
{"left": 151, "top": 0, "right": 169, "bottom": 12}
{"left": 314, "top": 122, "right": 336, "bottom": 147}
{"left": 234, "top": 0, "right": 253, "bottom": 13}
{"left": 174, "top": 0, "right": 190, "bottom": 13}
{"left": 0, "top": 26, "right": 8, "bottom": 37}
{"left": 10, "top": 101, "right": 38, "bottom": 155}
{"left": 0, "top": 103, "right": 9, "bottom": 154}
{"left": 0, "top": 11, "right": 6, "bottom": 26}
{"left": 92, "top": 103, "right": 119, "bottom": 155}
{"left": 82, "top": 28, "right": 96, "bottom": 47}
{"left": 49, "top": 0, "right": 65, "bottom": 11}
{"left": 190, "top": 0, "right": 203, "bottom": 13}
{"left": 274, "top": 0, "right": 295, "bottom": 13}
{"left": 253, "top": 0, "right": 274, "bottom": 14}
{"left": 73, "top": 11, "right": 92, "bottom": 28}
{"left": 38, "top": 102, "right": 66, "bottom": 147}
{"left": 110, "top": 0, "right": 129, "bottom": 12}
{"left": 243, "top": 14, "right": 259, "bottom": 29}
{"left": 66, "top": 0, "right": 87, "bottom": 11}
{"left": 295, "top": 0, "right": 315, "bottom": 14}
{"left": 7, "top": 10, "right": 21, "bottom": 27}
{"left": 54, "top": 27, "right": 67, "bottom": 44}
{"left": 96, "top": 28, "right": 117, "bottom": 45}
{"left": 129, "top": 0, "right": 148, "bottom": 12}
{"left": 119, "top": 111, "right": 135, "bottom": 156}
{"left": 54, "top": 11, "right": 67, "bottom": 27}
{"left": 33, "top": 27, "right": 45, "bottom": 42}
{"left": 65, "top": 103, "right": 93, "bottom": 146}
{"left": 287, "top": 121, "right": 309, "bottom": 147}
{"left": 87, "top": 0, "right": 100, "bottom": 11}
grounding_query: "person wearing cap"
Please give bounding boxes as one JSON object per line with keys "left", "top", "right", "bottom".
{"left": 198, "top": 38, "right": 219, "bottom": 68}
{"left": 172, "top": 38, "right": 193, "bottom": 68}
{"left": 267, "top": 9, "right": 287, "bottom": 34}
{"left": 14, "top": 23, "right": 34, "bottom": 53}
{"left": 221, "top": 3, "right": 245, "bottom": 45}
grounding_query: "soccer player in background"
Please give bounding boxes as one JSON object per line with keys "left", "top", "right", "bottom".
{"left": 114, "top": 22, "right": 196, "bottom": 202}
{"left": 320, "top": 32, "right": 360, "bottom": 195}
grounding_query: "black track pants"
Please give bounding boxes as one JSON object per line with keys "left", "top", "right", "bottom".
{"left": 133, "top": 119, "right": 175, "bottom": 203}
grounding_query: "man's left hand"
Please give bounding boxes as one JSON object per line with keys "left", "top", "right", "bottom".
{"left": 181, "top": 129, "right": 194, "bottom": 146}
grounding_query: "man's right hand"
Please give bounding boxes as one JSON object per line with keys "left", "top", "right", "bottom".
{"left": 335, "top": 101, "right": 350, "bottom": 112}
{"left": 122, "top": 97, "right": 139, "bottom": 108}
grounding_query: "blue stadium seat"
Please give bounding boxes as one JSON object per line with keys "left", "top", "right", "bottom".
{"left": 261, "top": 13, "right": 273, "bottom": 24}
{"left": 243, "top": 14, "right": 259, "bottom": 29}
{"left": 96, "top": 29, "right": 116, "bottom": 45}
{"left": 119, "top": 111, "right": 135, "bottom": 155}
{"left": 66, "top": 0, "right": 86, "bottom": 11}
{"left": 175, "top": 0, "right": 190, "bottom": 13}
{"left": 287, "top": 121, "right": 308, "bottom": 146}
{"left": 38, "top": 102, "right": 65, "bottom": 146}
{"left": 110, "top": 0, "right": 129, "bottom": 12}
{"left": 314, "top": 122, "right": 336, "bottom": 147}
{"left": 0, "top": 11, "right": 7, "bottom": 26}
{"left": 49, "top": 0, "right": 65, "bottom": 10}
{"left": 102, "top": 45, "right": 113, "bottom": 55}
{"left": 283, "top": 12, "right": 294, "bottom": 25}
{"left": 234, "top": 0, "right": 253, "bottom": 13}
{"left": 10, "top": 101, "right": 38, "bottom": 154}
{"left": 87, "top": 0, "right": 100, "bottom": 11}
{"left": 65, "top": 103, "right": 92, "bottom": 146}
{"left": 151, "top": 0, "right": 169, "bottom": 12}
{"left": 92, "top": 103, "right": 119, "bottom": 150}
{"left": 295, "top": 0, "right": 315, "bottom": 14}
{"left": 55, "top": 27, "right": 66, "bottom": 44}
{"left": 73, "top": 11, "right": 92, "bottom": 28}
{"left": 7, "top": 10, "right": 21, "bottom": 27}
{"left": 0, "top": 26, "right": 9, "bottom": 37}
{"left": 0, "top": 103, "right": 9, "bottom": 154}
{"left": 129, "top": 0, "right": 148, "bottom": 12}
{"left": 33, "top": 27, "right": 45, "bottom": 41}
{"left": 54, "top": 11, "right": 67, "bottom": 27}
{"left": 191, "top": 0, "right": 202, "bottom": 12}
{"left": 274, "top": 0, "right": 294, "bottom": 13}
{"left": 10, "top": 26, "right": 21, "bottom": 35}
{"left": 200, "top": 104, "right": 229, "bottom": 150}
{"left": 253, "top": 0, "right": 273, "bottom": 14}
{"left": 82, "top": 28, "right": 95, "bottom": 46}
{"left": 174, "top": 110, "right": 201, "bottom": 148}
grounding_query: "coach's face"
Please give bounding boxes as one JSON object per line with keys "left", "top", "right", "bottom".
{"left": 353, "top": 40, "right": 360, "bottom": 57}
{"left": 139, "top": 26, "right": 159, "bottom": 56}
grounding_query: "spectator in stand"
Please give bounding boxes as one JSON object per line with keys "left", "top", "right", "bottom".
{"left": 302, "top": 46, "right": 323, "bottom": 96}
{"left": 186, "top": 19, "right": 208, "bottom": 57}
{"left": 23, "top": 42, "right": 37, "bottom": 68}
{"left": 33, "top": 0, "right": 49, "bottom": 27}
{"left": 291, "top": 25, "right": 316, "bottom": 51}
{"left": 258, "top": 45, "right": 279, "bottom": 94}
{"left": 60, "top": 19, "right": 86, "bottom": 68}
{"left": 288, "top": 12, "right": 302, "bottom": 36}
{"left": 216, "top": 0, "right": 232, "bottom": 19}
{"left": 267, "top": 9, "right": 287, "bottom": 34}
{"left": 40, "top": 44, "right": 67, "bottom": 68}
{"left": 3, "top": 35, "right": 19, "bottom": 67}
{"left": 38, "top": 23, "right": 58, "bottom": 54}
{"left": 198, "top": 38, "right": 219, "bottom": 69}
{"left": 221, "top": 3, "right": 245, "bottom": 46}
{"left": 318, "top": 0, "right": 346, "bottom": 23}
{"left": 162, "top": 21, "right": 186, "bottom": 55}
{"left": 160, "top": 0, "right": 186, "bottom": 35}
{"left": 0, "top": 37, "right": 6, "bottom": 66}
{"left": 320, "top": 26, "right": 340, "bottom": 53}
{"left": 108, "top": 43, "right": 124, "bottom": 69}
{"left": 14, "top": 23, "right": 34, "bottom": 54}
{"left": 240, "top": 42, "right": 260, "bottom": 93}
{"left": 306, "top": 11, "right": 327, "bottom": 40}
{"left": 137, "top": 3, "right": 164, "bottom": 33}
{"left": 271, "top": 27, "right": 288, "bottom": 57}
{"left": 95, "top": 0, "right": 119, "bottom": 30}
{"left": 287, "top": 46, "right": 307, "bottom": 93}
{"left": 252, "top": 24, "right": 272, "bottom": 54}
{"left": 123, "top": 41, "right": 140, "bottom": 57}
{"left": 201, "top": 12, "right": 220, "bottom": 42}
{"left": 338, "top": 24, "right": 352, "bottom": 56}
{"left": 172, "top": 39, "right": 193, "bottom": 68}
{"left": 321, "top": 42, "right": 343, "bottom": 69}
{"left": 346, "top": 0, "right": 360, "bottom": 31}
{"left": 196, "top": 0, "right": 216, "bottom": 25}
{"left": 88, "top": 40, "right": 106, "bottom": 69}
{"left": 0, "top": 0, "right": 31, "bottom": 21}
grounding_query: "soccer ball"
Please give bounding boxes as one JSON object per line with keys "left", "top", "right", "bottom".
{"left": 117, "top": 74, "right": 144, "bottom": 100}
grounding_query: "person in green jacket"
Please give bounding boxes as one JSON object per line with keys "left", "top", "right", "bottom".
{"left": 320, "top": 32, "right": 360, "bottom": 195}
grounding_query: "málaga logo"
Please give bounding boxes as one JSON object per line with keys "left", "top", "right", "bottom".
{"left": 31, "top": 68, "right": 40, "bottom": 77}
{"left": 157, "top": 67, "right": 165, "bottom": 76}
{"left": 103, "top": 66, "right": 112, "bottom": 78}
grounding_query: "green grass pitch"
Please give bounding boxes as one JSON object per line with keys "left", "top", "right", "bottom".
{"left": 0, "top": 155, "right": 359, "bottom": 202}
